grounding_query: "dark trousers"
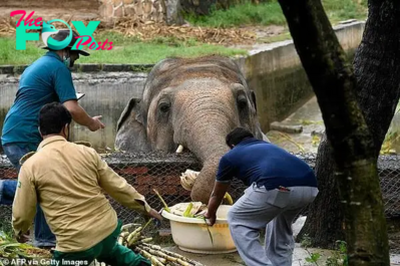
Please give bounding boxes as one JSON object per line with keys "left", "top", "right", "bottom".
{"left": 53, "top": 220, "right": 151, "bottom": 266}
{"left": 1, "top": 143, "right": 56, "bottom": 248}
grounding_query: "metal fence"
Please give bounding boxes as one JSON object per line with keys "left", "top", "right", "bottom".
{"left": 1, "top": 152, "right": 400, "bottom": 251}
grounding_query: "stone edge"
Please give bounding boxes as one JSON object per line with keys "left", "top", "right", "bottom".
{"left": 0, "top": 63, "right": 156, "bottom": 75}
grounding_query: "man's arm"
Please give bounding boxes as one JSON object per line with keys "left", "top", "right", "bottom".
{"left": 93, "top": 150, "right": 153, "bottom": 214}
{"left": 12, "top": 166, "right": 37, "bottom": 240}
{"left": 205, "top": 156, "right": 235, "bottom": 226}
{"left": 53, "top": 66, "right": 104, "bottom": 132}
{"left": 205, "top": 181, "right": 230, "bottom": 226}
{"left": 63, "top": 100, "right": 105, "bottom": 131}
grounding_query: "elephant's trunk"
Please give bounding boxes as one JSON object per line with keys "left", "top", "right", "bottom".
{"left": 186, "top": 128, "right": 231, "bottom": 203}
{"left": 173, "top": 88, "right": 237, "bottom": 203}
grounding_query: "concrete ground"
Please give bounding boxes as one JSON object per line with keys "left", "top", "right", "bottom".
{"left": 266, "top": 96, "right": 324, "bottom": 154}
{"left": 165, "top": 245, "right": 400, "bottom": 265}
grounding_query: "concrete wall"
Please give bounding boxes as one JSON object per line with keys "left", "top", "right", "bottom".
{"left": 234, "top": 21, "right": 365, "bottom": 132}
{"left": 0, "top": 72, "right": 147, "bottom": 153}
{"left": 1, "top": 0, "right": 100, "bottom": 21}
{"left": 0, "top": 21, "right": 365, "bottom": 152}
{"left": 0, "top": 0, "right": 165, "bottom": 24}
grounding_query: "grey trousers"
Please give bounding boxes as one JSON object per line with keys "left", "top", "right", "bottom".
{"left": 227, "top": 183, "right": 319, "bottom": 266}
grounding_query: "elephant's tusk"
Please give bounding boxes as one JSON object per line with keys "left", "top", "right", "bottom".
{"left": 176, "top": 145, "right": 184, "bottom": 153}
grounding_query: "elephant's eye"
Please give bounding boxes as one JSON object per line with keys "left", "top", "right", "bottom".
{"left": 159, "top": 102, "right": 170, "bottom": 113}
{"left": 237, "top": 95, "right": 247, "bottom": 110}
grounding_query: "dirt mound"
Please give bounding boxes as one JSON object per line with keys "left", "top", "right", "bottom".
{"left": 112, "top": 17, "right": 257, "bottom": 45}
{"left": 0, "top": 15, "right": 258, "bottom": 45}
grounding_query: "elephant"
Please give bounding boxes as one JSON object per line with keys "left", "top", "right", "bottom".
{"left": 115, "top": 55, "right": 269, "bottom": 203}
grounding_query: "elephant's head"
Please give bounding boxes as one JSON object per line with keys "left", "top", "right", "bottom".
{"left": 115, "top": 55, "right": 268, "bottom": 203}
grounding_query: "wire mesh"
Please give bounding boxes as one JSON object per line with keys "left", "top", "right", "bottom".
{"left": 1, "top": 152, "right": 400, "bottom": 252}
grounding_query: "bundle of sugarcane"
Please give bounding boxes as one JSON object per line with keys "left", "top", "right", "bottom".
{"left": 117, "top": 222, "right": 203, "bottom": 266}
{"left": 117, "top": 220, "right": 153, "bottom": 248}
{"left": 135, "top": 243, "right": 203, "bottom": 266}
{"left": 0, "top": 231, "right": 52, "bottom": 260}
{"left": 179, "top": 171, "right": 233, "bottom": 205}
{"left": 152, "top": 189, "right": 209, "bottom": 219}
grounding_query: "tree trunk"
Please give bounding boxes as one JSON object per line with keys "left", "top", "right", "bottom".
{"left": 299, "top": 0, "right": 400, "bottom": 253}
{"left": 277, "top": 0, "right": 390, "bottom": 264}
{"left": 297, "top": 136, "right": 345, "bottom": 248}
{"left": 353, "top": 0, "right": 400, "bottom": 157}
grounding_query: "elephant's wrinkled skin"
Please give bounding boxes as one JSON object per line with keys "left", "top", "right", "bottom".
{"left": 115, "top": 55, "right": 268, "bottom": 203}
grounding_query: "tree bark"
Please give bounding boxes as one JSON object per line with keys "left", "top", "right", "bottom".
{"left": 297, "top": 136, "right": 345, "bottom": 248}
{"left": 299, "top": 0, "right": 400, "bottom": 254}
{"left": 277, "top": 0, "right": 390, "bottom": 264}
{"left": 353, "top": 0, "right": 400, "bottom": 157}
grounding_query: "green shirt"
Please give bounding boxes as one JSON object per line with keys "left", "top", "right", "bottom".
{"left": 1, "top": 51, "right": 77, "bottom": 146}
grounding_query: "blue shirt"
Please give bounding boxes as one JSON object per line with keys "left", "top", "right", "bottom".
{"left": 216, "top": 138, "right": 318, "bottom": 189}
{"left": 1, "top": 51, "right": 77, "bottom": 146}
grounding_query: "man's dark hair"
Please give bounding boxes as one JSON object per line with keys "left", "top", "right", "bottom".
{"left": 226, "top": 127, "right": 254, "bottom": 148}
{"left": 39, "top": 102, "right": 72, "bottom": 135}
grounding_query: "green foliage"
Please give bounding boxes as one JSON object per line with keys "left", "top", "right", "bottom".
{"left": 300, "top": 234, "right": 313, "bottom": 248}
{"left": 0, "top": 221, "right": 13, "bottom": 238}
{"left": 184, "top": 2, "right": 286, "bottom": 28}
{"left": 305, "top": 252, "right": 321, "bottom": 265}
{"left": 301, "top": 236, "right": 348, "bottom": 266}
{"left": 0, "top": 35, "right": 247, "bottom": 65}
{"left": 381, "top": 102, "right": 400, "bottom": 154}
{"left": 0, "top": 37, "right": 45, "bottom": 65}
{"left": 326, "top": 241, "right": 348, "bottom": 266}
{"left": 322, "top": 0, "right": 367, "bottom": 23}
{"left": 184, "top": 0, "right": 367, "bottom": 28}
{"left": 0, "top": 231, "right": 52, "bottom": 260}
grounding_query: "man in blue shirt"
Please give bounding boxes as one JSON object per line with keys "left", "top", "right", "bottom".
{"left": 205, "top": 127, "right": 319, "bottom": 266}
{"left": 0, "top": 29, "right": 105, "bottom": 248}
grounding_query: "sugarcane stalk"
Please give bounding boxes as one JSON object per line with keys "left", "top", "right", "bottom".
{"left": 119, "top": 231, "right": 129, "bottom": 245}
{"left": 139, "top": 246, "right": 178, "bottom": 262}
{"left": 129, "top": 218, "right": 155, "bottom": 247}
{"left": 223, "top": 192, "right": 233, "bottom": 205}
{"left": 128, "top": 234, "right": 142, "bottom": 247}
{"left": 182, "top": 203, "right": 193, "bottom": 217}
{"left": 166, "top": 263, "right": 181, "bottom": 266}
{"left": 121, "top": 223, "right": 141, "bottom": 232}
{"left": 139, "top": 237, "right": 153, "bottom": 243}
{"left": 176, "top": 259, "right": 193, "bottom": 266}
{"left": 120, "top": 232, "right": 129, "bottom": 238}
{"left": 140, "top": 243, "right": 201, "bottom": 265}
{"left": 203, "top": 217, "right": 214, "bottom": 246}
{"left": 156, "top": 257, "right": 168, "bottom": 264}
{"left": 153, "top": 188, "right": 171, "bottom": 212}
{"left": 135, "top": 247, "right": 165, "bottom": 266}
{"left": 127, "top": 226, "right": 142, "bottom": 245}
{"left": 142, "top": 218, "right": 153, "bottom": 231}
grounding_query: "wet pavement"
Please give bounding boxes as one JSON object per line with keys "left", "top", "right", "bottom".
{"left": 165, "top": 245, "right": 400, "bottom": 265}
{"left": 267, "top": 96, "right": 324, "bottom": 154}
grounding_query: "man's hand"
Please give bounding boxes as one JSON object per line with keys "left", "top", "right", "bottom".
{"left": 204, "top": 181, "right": 230, "bottom": 226}
{"left": 89, "top": 116, "right": 105, "bottom": 131}
{"left": 16, "top": 231, "right": 30, "bottom": 243}
{"left": 204, "top": 210, "right": 217, "bottom": 226}
{"left": 147, "top": 208, "right": 163, "bottom": 222}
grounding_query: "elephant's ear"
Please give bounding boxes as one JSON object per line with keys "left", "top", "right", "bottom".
{"left": 250, "top": 90, "right": 258, "bottom": 112}
{"left": 249, "top": 90, "right": 270, "bottom": 142}
{"left": 115, "top": 98, "right": 151, "bottom": 152}
{"left": 117, "top": 97, "right": 140, "bottom": 131}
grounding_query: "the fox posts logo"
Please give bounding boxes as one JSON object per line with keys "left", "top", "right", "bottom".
{"left": 11, "top": 10, "right": 114, "bottom": 51}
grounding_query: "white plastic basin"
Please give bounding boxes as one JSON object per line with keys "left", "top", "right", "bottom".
{"left": 162, "top": 204, "right": 237, "bottom": 254}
